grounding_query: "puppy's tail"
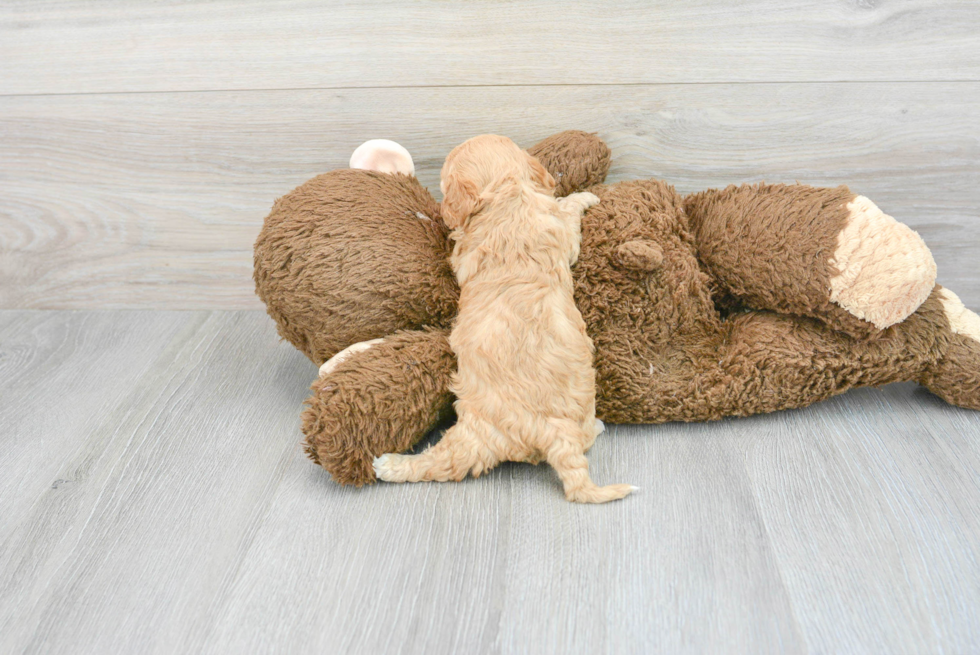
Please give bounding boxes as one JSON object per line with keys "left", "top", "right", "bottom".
{"left": 566, "top": 481, "right": 636, "bottom": 504}
{"left": 545, "top": 419, "right": 634, "bottom": 504}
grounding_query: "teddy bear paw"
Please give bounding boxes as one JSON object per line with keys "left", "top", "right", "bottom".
{"left": 828, "top": 195, "right": 936, "bottom": 329}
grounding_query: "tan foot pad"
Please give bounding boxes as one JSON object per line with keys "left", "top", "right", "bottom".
{"left": 938, "top": 288, "right": 980, "bottom": 342}
{"left": 829, "top": 196, "right": 937, "bottom": 329}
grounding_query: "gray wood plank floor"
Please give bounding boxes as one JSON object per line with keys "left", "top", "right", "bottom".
{"left": 1, "top": 310, "right": 979, "bottom": 654}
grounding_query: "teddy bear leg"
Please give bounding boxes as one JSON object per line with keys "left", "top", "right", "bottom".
{"left": 303, "top": 328, "right": 456, "bottom": 486}
{"left": 684, "top": 184, "right": 936, "bottom": 339}
{"left": 919, "top": 287, "right": 980, "bottom": 410}
{"left": 828, "top": 195, "right": 936, "bottom": 330}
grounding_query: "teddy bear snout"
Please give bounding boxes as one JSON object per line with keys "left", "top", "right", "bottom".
{"left": 614, "top": 240, "right": 664, "bottom": 272}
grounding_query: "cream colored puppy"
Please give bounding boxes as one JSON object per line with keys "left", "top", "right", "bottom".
{"left": 373, "top": 135, "right": 633, "bottom": 503}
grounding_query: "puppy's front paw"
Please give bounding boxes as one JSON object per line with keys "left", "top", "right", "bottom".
{"left": 560, "top": 192, "right": 600, "bottom": 214}
{"left": 558, "top": 191, "right": 599, "bottom": 215}
{"left": 576, "top": 192, "right": 601, "bottom": 210}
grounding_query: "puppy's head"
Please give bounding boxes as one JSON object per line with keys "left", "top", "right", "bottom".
{"left": 440, "top": 134, "right": 556, "bottom": 230}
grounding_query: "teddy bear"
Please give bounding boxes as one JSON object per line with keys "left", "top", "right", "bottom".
{"left": 253, "top": 130, "right": 980, "bottom": 486}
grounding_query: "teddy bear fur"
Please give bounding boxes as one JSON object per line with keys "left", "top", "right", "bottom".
{"left": 254, "top": 131, "right": 980, "bottom": 486}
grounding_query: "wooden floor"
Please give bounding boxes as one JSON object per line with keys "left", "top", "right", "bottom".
{"left": 2, "top": 310, "right": 979, "bottom": 654}
{"left": 2, "top": 1, "right": 980, "bottom": 653}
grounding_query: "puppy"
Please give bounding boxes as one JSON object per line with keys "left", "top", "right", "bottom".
{"left": 373, "top": 135, "right": 633, "bottom": 503}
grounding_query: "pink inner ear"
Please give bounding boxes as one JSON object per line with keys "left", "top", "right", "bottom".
{"left": 349, "top": 139, "right": 415, "bottom": 176}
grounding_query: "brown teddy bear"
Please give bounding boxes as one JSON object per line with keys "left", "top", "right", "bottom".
{"left": 254, "top": 131, "right": 980, "bottom": 486}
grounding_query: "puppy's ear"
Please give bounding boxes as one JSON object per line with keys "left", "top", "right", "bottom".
{"left": 441, "top": 173, "right": 481, "bottom": 230}
{"left": 525, "top": 151, "right": 556, "bottom": 194}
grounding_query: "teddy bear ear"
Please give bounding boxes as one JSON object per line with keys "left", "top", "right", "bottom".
{"left": 614, "top": 240, "right": 664, "bottom": 271}
{"left": 349, "top": 139, "right": 416, "bottom": 176}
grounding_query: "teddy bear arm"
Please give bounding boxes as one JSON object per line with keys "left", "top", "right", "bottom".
{"left": 683, "top": 183, "right": 937, "bottom": 339}
{"left": 527, "top": 131, "right": 611, "bottom": 197}
{"left": 302, "top": 327, "right": 456, "bottom": 485}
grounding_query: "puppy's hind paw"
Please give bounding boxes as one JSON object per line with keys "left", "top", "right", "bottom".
{"left": 373, "top": 453, "right": 408, "bottom": 482}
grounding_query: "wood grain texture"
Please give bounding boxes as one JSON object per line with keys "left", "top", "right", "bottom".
{"left": 0, "top": 311, "right": 316, "bottom": 653}
{"left": 2, "top": 311, "right": 978, "bottom": 654}
{"left": 740, "top": 390, "right": 980, "bottom": 653}
{"left": 0, "top": 311, "right": 193, "bottom": 537}
{"left": 1, "top": 0, "right": 979, "bottom": 95}
{"left": 3, "top": 82, "right": 979, "bottom": 309}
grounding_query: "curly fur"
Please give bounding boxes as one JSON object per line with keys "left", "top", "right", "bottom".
{"left": 373, "top": 135, "right": 632, "bottom": 503}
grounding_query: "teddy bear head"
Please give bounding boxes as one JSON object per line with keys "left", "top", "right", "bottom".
{"left": 253, "top": 131, "right": 612, "bottom": 365}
